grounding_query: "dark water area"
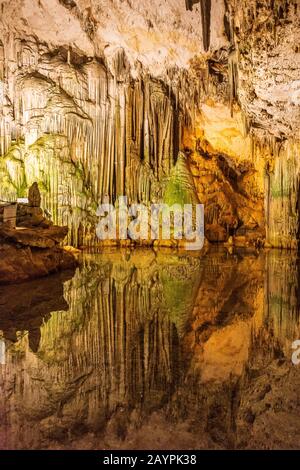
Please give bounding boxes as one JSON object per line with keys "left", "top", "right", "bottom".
{"left": 0, "top": 248, "right": 300, "bottom": 450}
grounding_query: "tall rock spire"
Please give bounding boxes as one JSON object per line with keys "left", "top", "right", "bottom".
{"left": 200, "top": 0, "right": 211, "bottom": 52}
{"left": 185, "top": 0, "right": 212, "bottom": 52}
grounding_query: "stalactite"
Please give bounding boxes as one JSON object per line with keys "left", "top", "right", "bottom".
{"left": 0, "top": 41, "right": 4, "bottom": 81}
{"left": 228, "top": 49, "right": 238, "bottom": 116}
{"left": 184, "top": 0, "right": 211, "bottom": 51}
{"left": 200, "top": 0, "right": 212, "bottom": 52}
{"left": 2, "top": 249, "right": 300, "bottom": 448}
{"left": 0, "top": 37, "right": 196, "bottom": 245}
{"left": 0, "top": 252, "right": 201, "bottom": 448}
{"left": 264, "top": 139, "right": 300, "bottom": 249}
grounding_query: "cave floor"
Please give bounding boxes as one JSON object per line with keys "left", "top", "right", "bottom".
{"left": 0, "top": 247, "right": 300, "bottom": 450}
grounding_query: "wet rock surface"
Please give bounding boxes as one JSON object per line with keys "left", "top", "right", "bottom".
{"left": 16, "top": 204, "right": 50, "bottom": 228}
{"left": 0, "top": 225, "right": 68, "bottom": 247}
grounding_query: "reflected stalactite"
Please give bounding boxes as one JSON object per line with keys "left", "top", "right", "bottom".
{"left": 263, "top": 250, "right": 300, "bottom": 348}
{"left": 0, "top": 38, "right": 187, "bottom": 245}
{"left": 0, "top": 250, "right": 200, "bottom": 449}
{"left": 234, "top": 250, "right": 300, "bottom": 449}
{"left": 200, "top": 0, "right": 212, "bottom": 52}
{"left": 1, "top": 249, "right": 300, "bottom": 449}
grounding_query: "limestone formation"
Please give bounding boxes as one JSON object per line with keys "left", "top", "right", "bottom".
{"left": 0, "top": 1, "right": 299, "bottom": 248}
{"left": 28, "top": 182, "right": 41, "bottom": 208}
{"left": 0, "top": 225, "right": 76, "bottom": 284}
{"left": 1, "top": 1, "right": 300, "bottom": 454}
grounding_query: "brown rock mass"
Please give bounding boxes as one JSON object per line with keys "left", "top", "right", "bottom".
{"left": 0, "top": 1, "right": 299, "bottom": 247}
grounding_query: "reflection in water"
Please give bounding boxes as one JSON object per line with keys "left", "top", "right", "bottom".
{"left": 0, "top": 271, "right": 74, "bottom": 353}
{"left": 0, "top": 339, "right": 4, "bottom": 365}
{"left": 0, "top": 248, "right": 300, "bottom": 450}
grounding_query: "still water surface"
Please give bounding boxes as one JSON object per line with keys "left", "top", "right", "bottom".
{"left": 0, "top": 248, "right": 300, "bottom": 449}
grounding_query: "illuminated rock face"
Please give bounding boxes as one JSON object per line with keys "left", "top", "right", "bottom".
{"left": 1, "top": 249, "right": 300, "bottom": 450}
{"left": 0, "top": 1, "right": 300, "bottom": 247}
{"left": 222, "top": 0, "right": 300, "bottom": 248}
{"left": 0, "top": 53, "right": 180, "bottom": 245}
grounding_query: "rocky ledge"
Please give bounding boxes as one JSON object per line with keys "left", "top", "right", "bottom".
{"left": 0, "top": 225, "right": 77, "bottom": 285}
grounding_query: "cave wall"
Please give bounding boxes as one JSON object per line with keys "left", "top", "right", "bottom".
{"left": 0, "top": 36, "right": 186, "bottom": 245}
{"left": 223, "top": 0, "right": 300, "bottom": 248}
{"left": 0, "top": 0, "right": 300, "bottom": 248}
{"left": 184, "top": 0, "right": 300, "bottom": 247}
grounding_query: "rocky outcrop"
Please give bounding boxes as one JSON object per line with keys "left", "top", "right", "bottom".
{"left": 0, "top": 225, "right": 77, "bottom": 284}
{"left": 0, "top": 225, "right": 68, "bottom": 248}
{"left": 188, "top": 134, "right": 265, "bottom": 244}
{"left": 16, "top": 203, "right": 51, "bottom": 228}
{"left": 28, "top": 182, "right": 41, "bottom": 207}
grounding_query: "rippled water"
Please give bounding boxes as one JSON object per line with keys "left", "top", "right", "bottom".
{"left": 0, "top": 248, "right": 300, "bottom": 450}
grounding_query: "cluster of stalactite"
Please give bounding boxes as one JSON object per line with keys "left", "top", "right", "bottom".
{"left": 221, "top": 0, "right": 300, "bottom": 250}
{"left": 1, "top": 1, "right": 300, "bottom": 249}
{"left": 0, "top": 33, "right": 230, "bottom": 246}
{"left": 0, "top": 37, "right": 195, "bottom": 245}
